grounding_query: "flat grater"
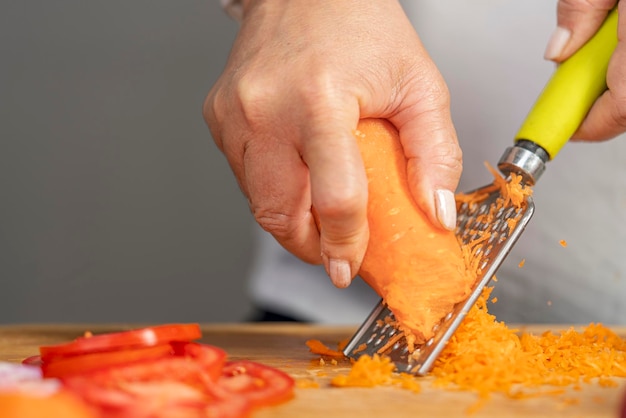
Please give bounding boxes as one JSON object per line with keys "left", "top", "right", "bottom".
{"left": 343, "top": 9, "right": 618, "bottom": 375}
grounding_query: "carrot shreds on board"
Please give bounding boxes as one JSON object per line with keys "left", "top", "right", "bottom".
{"left": 432, "top": 288, "right": 626, "bottom": 401}
{"left": 331, "top": 354, "right": 421, "bottom": 393}
{"left": 560, "top": 239, "right": 568, "bottom": 247}
{"left": 331, "top": 354, "right": 395, "bottom": 387}
{"left": 305, "top": 339, "right": 346, "bottom": 359}
{"left": 295, "top": 379, "right": 320, "bottom": 389}
{"left": 429, "top": 167, "right": 626, "bottom": 405}
{"left": 307, "top": 161, "right": 626, "bottom": 411}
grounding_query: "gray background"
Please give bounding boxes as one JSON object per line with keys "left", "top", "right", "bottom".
{"left": 1, "top": 1, "right": 256, "bottom": 323}
{"left": 0, "top": 1, "right": 585, "bottom": 325}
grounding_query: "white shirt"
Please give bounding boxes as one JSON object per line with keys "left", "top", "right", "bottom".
{"left": 229, "top": 0, "right": 626, "bottom": 324}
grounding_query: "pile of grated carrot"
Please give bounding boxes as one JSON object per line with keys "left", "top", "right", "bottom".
{"left": 432, "top": 288, "right": 626, "bottom": 399}
{"left": 307, "top": 165, "right": 626, "bottom": 409}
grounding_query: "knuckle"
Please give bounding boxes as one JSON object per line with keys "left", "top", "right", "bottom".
{"left": 295, "top": 70, "right": 348, "bottom": 117}
{"left": 436, "top": 139, "right": 463, "bottom": 164}
{"left": 424, "top": 139, "right": 463, "bottom": 174}
{"left": 235, "top": 73, "right": 276, "bottom": 128}
{"left": 612, "top": 92, "right": 626, "bottom": 127}
{"left": 314, "top": 189, "right": 365, "bottom": 225}
{"left": 253, "top": 207, "right": 300, "bottom": 239}
{"left": 203, "top": 91, "right": 224, "bottom": 151}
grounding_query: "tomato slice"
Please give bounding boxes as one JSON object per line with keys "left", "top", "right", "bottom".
{"left": 62, "top": 343, "right": 227, "bottom": 385}
{"left": 61, "top": 344, "right": 238, "bottom": 418}
{"left": 218, "top": 361, "right": 294, "bottom": 408}
{"left": 40, "top": 324, "right": 202, "bottom": 361}
{"left": 43, "top": 344, "right": 174, "bottom": 379}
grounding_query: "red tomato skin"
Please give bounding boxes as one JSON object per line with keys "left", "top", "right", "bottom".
{"left": 40, "top": 324, "right": 202, "bottom": 361}
{"left": 42, "top": 344, "right": 175, "bottom": 379}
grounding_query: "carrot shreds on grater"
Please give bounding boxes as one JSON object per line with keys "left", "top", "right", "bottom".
{"left": 343, "top": 9, "right": 618, "bottom": 375}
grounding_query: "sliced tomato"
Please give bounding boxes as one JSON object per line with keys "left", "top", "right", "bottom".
{"left": 61, "top": 344, "right": 239, "bottom": 418}
{"left": 61, "top": 343, "right": 226, "bottom": 385}
{"left": 218, "top": 361, "right": 294, "bottom": 408}
{"left": 63, "top": 379, "right": 251, "bottom": 418}
{"left": 171, "top": 342, "right": 227, "bottom": 382}
{"left": 43, "top": 344, "right": 174, "bottom": 379}
{"left": 40, "top": 324, "right": 201, "bottom": 361}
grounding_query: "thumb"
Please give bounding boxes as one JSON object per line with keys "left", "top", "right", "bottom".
{"left": 391, "top": 71, "right": 462, "bottom": 232}
{"left": 544, "top": 0, "right": 616, "bottom": 62}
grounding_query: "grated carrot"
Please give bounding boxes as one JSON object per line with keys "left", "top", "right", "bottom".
{"left": 431, "top": 287, "right": 626, "bottom": 402}
{"left": 296, "top": 379, "right": 320, "bottom": 389}
{"left": 518, "top": 259, "right": 525, "bottom": 268}
{"left": 331, "top": 354, "right": 420, "bottom": 393}
{"left": 560, "top": 239, "right": 568, "bottom": 247}
{"left": 429, "top": 167, "right": 626, "bottom": 404}
{"left": 331, "top": 354, "right": 395, "bottom": 387}
{"left": 308, "top": 163, "right": 626, "bottom": 411}
{"left": 305, "top": 339, "right": 346, "bottom": 359}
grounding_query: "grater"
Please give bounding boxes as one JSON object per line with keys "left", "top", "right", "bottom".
{"left": 343, "top": 9, "right": 618, "bottom": 375}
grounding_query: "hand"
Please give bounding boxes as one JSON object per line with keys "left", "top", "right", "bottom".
{"left": 544, "top": 0, "right": 626, "bottom": 141}
{"left": 204, "top": 0, "right": 461, "bottom": 287}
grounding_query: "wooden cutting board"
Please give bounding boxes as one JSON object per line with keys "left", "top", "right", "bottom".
{"left": 1, "top": 323, "right": 624, "bottom": 417}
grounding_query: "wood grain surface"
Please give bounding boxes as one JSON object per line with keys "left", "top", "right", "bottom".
{"left": 1, "top": 323, "right": 624, "bottom": 418}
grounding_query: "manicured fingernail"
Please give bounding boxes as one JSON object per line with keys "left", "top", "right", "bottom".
{"left": 328, "top": 258, "right": 352, "bottom": 288}
{"left": 435, "top": 189, "right": 457, "bottom": 231}
{"left": 544, "top": 26, "right": 571, "bottom": 60}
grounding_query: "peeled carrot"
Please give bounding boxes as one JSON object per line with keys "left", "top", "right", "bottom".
{"left": 354, "top": 119, "right": 475, "bottom": 349}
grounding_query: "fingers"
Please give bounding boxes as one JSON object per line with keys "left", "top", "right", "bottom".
{"left": 548, "top": 0, "right": 626, "bottom": 141}
{"left": 243, "top": 138, "right": 323, "bottom": 265}
{"left": 390, "top": 62, "right": 462, "bottom": 231}
{"left": 208, "top": 67, "right": 369, "bottom": 287}
{"left": 573, "top": 12, "right": 626, "bottom": 141}
{"left": 545, "top": 0, "right": 616, "bottom": 61}
{"left": 205, "top": 0, "right": 462, "bottom": 289}
{"left": 301, "top": 103, "right": 369, "bottom": 288}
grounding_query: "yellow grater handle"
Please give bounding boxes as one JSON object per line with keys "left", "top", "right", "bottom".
{"left": 515, "top": 8, "right": 618, "bottom": 159}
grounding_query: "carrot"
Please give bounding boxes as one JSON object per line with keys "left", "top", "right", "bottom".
{"left": 354, "top": 119, "right": 475, "bottom": 349}
{"left": 331, "top": 354, "right": 395, "bottom": 387}
{"left": 0, "top": 392, "right": 96, "bottom": 418}
{"left": 310, "top": 156, "right": 626, "bottom": 412}
{"left": 331, "top": 354, "right": 421, "bottom": 392}
{"left": 305, "top": 339, "right": 345, "bottom": 359}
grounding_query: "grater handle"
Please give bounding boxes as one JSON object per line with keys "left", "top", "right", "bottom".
{"left": 514, "top": 8, "right": 618, "bottom": 161}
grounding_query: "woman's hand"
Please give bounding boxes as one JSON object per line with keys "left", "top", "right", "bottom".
{"left": 204, "top": 0, "right": 461, "bottom": 287}
{"left": 545, "top": 0, "right": 626, "bottom": 141}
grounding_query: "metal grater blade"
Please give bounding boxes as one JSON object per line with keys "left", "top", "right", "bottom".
{"left": 342, "top": 184, "right": 535, "bottom": 375}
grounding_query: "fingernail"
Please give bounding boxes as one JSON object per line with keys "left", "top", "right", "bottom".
{"left": 435, "top": 189, "right": 457, "bottom": 231}
{"left": 328, "top": 258, "right": 352, "bottom": 288}
{"left": 544, "top": 26, "right": 571, "bottom": 60}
